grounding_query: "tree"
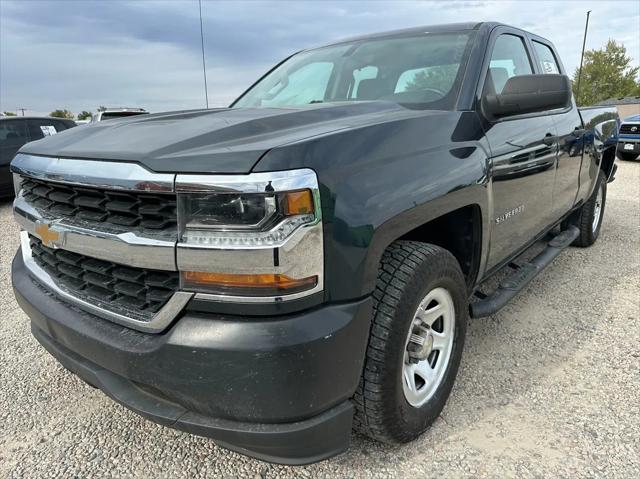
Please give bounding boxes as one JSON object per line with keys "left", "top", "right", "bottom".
{"left": 49, "top": 109, "right": 75, "bottom": 119}
{"left": 97, "top": 106, "right": 107, "bottom": 112}
{"left": 77, "top": 110, "right": 92, "bottom": 121}
{"left": 3, "top": 111, "right": 17, "bottom": 116}
{"left": 402, "top": 64, "right": 460, "bottom": 95}
{"left": 572, "top": 39, "right": 640, "bottom": 106}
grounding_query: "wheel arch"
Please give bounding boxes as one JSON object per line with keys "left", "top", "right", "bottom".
{"left": 361, "top": 187, "right": 489, "bottom": 296}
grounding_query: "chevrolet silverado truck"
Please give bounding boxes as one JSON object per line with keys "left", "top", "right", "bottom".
{"left": 617, "top": 113, "right": 640, "bottom": 161}
{"left": 11, "top": 22, "right": 619, "bottom": 464}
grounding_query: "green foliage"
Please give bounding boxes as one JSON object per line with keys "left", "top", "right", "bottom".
{"left": 3, "top": 111, "right": 17, "bottom": 116}
{"left": 573, "top": 39, "right": 640, "bottom": 106}
{"left": 403, "top": 64, "right": 459, "bottom": 94}
{"left": 77, "top": 110, "right": 92, "bottom": 121}
{"left": 49, "top": 109, "right": 75, "bottom": 119}
{"left": 97, "top": 106, "right": 107, "bottom": 112}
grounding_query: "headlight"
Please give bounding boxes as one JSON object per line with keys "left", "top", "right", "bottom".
{"left": 178, "top": 190, "right": 314, "bottom": 247}
{"left": 175, "top": 169, "right": 323, "bottom": 300}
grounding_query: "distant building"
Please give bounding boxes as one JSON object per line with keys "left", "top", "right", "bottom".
{"left": 597, "top": 96, "right": 640, "bottom": 120}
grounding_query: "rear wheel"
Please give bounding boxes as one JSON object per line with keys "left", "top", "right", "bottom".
{"left": 617, "top": 152, "right": 639, "bottom": 162}
{"left": 572, "top": 170, "right": 607, "bottom": 247}
{"left": 353, "top": 241, "right": 468, "bottom": 443}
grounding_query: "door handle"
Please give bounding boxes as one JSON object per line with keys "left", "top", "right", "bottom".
{"left": 542, "top": 133, "right": 556, "bottom": 146}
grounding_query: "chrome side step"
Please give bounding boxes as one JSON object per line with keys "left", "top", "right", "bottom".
{"left": 470, "top": 225, "right": 580, "bottom": 318}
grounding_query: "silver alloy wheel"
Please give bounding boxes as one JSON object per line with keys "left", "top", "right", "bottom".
{"left": 592, "top": 183, "right": 604, "bottom": 233}
{"left": 403, "top": 287, "right": 455, "bottom": 407}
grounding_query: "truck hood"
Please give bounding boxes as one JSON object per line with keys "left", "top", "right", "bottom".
{"left": 19, "top": 103, "right": 425, "bottom": 174}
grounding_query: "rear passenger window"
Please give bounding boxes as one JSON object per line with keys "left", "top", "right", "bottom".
{"left": 532, "top": 41, "right": 560, "bottom": 74}
{"left": 27, "top": 120, "right": 62, "bottom": 140}
{"left": 0, "top": 120, "right": 29, "bottom": 144}
{"left": 486, "top": 34, "right": 533, "bottom": 94}
{"left": 54, "top": 120, "right": 74, "bottom": 132}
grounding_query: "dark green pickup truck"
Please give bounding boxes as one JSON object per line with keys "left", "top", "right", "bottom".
{"left": 11, "top": 22, "right": 618, "bottom": 464}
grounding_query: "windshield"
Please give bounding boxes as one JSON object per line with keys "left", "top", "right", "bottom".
{"left": 233, "top": 31, "right": 475, "bottom": 110}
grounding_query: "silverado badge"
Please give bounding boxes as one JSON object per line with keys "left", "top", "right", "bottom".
{"left": 495, "top": 205, "right": 525, "bottom": 224}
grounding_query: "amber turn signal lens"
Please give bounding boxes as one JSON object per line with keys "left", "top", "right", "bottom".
{"left": 182, "top": 271, "right": 317, "bottom": 296}
{"left": 284, "top": 189, "right": 314, "bottom": 216}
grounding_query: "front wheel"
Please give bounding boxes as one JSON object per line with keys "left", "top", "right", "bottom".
{"left": 353, "top": 241, "right": 468, "bottom": 444}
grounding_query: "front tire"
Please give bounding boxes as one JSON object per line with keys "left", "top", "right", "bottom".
{"left": 353, "top": 241, "right": 468, "bottom": 444}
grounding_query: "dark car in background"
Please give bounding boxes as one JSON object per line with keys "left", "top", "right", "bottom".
{"left": 0, "top": 116, "right": 76, "bottom": 197}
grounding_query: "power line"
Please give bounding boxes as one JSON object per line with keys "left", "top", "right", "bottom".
{"left": 198, "top": 0, "right": 209, "bottom": 109}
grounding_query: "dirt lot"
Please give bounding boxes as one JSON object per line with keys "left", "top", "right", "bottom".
{"left": 1, "top": 160, "right": 638, "bottom": 479}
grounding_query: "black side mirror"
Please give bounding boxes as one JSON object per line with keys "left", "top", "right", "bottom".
{"left": 483, "top": 74, "right": 572, "bottom": 119}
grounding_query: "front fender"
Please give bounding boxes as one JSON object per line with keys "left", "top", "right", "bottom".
{"left": 255, "top": 111, "right": 490, "bottom": 301}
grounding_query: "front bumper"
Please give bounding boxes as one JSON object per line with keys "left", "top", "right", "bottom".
{"left": 617, "top": 139, "right": 640, "bottom": 154}
{"left": 12, "top": 250, "right": 372, "bottom": 464}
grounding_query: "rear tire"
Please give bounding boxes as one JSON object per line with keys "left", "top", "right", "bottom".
{"left": 353, "top": 241, "right": 468, "bottom": 444}
{"left": 572, "top": 170, "right": 607, "bottom": 247}
{"left": 617, "top": 152, "right": 639, "bottom": 162}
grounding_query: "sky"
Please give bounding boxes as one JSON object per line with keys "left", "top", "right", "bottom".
{"left": 1, "top": 0, "right": 639, "bottom": 117}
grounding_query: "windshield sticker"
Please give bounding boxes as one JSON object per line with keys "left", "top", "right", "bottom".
{"left": 542, "top": 61, "right": 558, "bottom": 74}
{"left": 40, "top": 125, "right": 58, "bottom": 136}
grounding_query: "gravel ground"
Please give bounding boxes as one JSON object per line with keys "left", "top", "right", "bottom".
{"left": 1, "top": 160, "right": 639, "bottom": 479}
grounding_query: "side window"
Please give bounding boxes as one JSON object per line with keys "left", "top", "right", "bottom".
{"left": 27, "top": 119, "right": 61, "bottom": 140}
{"left": 486, "top": 34, "right": 533, "bottom": 94}
{"left": 0, "top": 120, "right": 29, "bottom": 144}
{"left": 532, "top": 41, "right": 560, "bottom": 74}
{"left": 261, "top": 62, "right": 334, "bottom": 107}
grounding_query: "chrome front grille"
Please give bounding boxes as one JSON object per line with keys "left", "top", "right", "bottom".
{"left": 12, "top": 154, "right": 192, "bottom": 333}
{"left": 29, "top": 235, "right": 180, "bottom": 320}
{"left": 21, "top": 177, "right": 177, "bottom": 232}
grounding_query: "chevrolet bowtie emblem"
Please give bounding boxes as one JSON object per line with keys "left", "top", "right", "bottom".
{"left": 35, "top": 223, "right": 61, "bottom": 248}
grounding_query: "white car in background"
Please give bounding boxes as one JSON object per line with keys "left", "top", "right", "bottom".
{"left": 91, "top": 108, "right": 149, "bottom": 122}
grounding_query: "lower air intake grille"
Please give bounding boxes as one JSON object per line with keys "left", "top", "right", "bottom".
{"left": 29, "top": 235, "right": 179, "bottom": 321}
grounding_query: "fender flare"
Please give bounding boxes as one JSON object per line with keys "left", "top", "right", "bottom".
{"left": 358, "top": 184, "right": 490, "bottom": 296}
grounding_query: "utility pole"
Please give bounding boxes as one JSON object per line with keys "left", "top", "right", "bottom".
{"left": 198, "top": 0, "right": 209, "bottom": 109}
{"left": 18, "top": 108, "right": 27, "bottom": 116}
{"left": 575, "top": 10, "right": 591, "bottom": 106}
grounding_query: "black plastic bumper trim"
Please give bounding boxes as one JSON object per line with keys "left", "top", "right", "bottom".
{"left": 31, "top": 324, "right": 353, "bottom": 465}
